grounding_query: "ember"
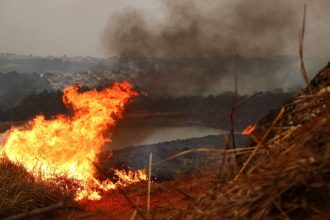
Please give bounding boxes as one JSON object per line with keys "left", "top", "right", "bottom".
{"left": 0, "top": 81, "right": 146, "bottom": 201}
{"left": 241, "top": 124, "right": 256, "bottom": 135}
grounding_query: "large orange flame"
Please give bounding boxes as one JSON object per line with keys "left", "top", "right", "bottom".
{"left": 0, "top": 81, "right": 146, "bottom": 201}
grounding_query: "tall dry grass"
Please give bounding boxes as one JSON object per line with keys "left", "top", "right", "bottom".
{"left": 0, "top": 158, "right": 76, "bottom": 219}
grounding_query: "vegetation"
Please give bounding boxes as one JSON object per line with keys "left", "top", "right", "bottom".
{"left": 183, "top": 63, "right": 330, "bottom": 219}
{"left": 0, "top": 158, "right": 76, "bottom": 219}
{"left": 0, "top": 90, "right": 68, "bottom": 122}
{"left": 0, "top": 89, "right": 293, "bottom": 130}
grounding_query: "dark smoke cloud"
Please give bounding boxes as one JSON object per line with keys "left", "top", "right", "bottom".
{"left": 101, "top": 0, "right": 329, "bottom": 96}
{"left": 102, "top": 0, "right": 299, "bottom": 58}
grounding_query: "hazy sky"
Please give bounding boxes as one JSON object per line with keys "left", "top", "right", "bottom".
{"left": 0, "top": 0, "right": 161, "bottom": 57}
{"left": 0, "top": 0, "right": 328, "bottom": 57}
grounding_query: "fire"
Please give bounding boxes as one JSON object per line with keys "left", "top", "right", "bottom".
{"left": 0, "top": 81, "right": 146, "bottom": 201}
{"left": 242, "top": 124, "right": 256, "bottom": 135}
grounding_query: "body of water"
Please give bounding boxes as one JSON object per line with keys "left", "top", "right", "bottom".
{"left": 109, "top": 126, "right": 228, "bottom": 149}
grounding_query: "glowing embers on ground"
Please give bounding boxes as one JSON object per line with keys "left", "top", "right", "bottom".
{"left": 0, "top": 82, "right": 146, "bottom": 201}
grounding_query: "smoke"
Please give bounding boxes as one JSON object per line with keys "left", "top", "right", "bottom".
{"left": 102, "top": 0, "right": 300, "bottom": 58}
{"left": 101, "top": 0, "right": 329, "bottom": 95}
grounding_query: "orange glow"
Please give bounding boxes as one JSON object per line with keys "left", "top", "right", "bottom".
{"left": 0, "top": 82, "right": 146, "bottom": 201}
{"left": 242, "top": 124, "right": 256, "bottom": 135}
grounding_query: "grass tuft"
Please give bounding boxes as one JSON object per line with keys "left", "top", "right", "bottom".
{"left": 0, "top": 158, "right": 76, "bottom": 219}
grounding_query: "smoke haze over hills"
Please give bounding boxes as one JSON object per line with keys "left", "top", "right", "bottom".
{"left": 100, "top": 0, "right": 329, "bottom": 96}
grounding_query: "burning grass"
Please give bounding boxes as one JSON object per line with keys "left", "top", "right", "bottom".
{"left": 0, "top": 158, "right": 77, "bottom": 219}
{"left": 0, "top": 82, "right": 146, "bottom": 201}
{"left": 0, "top": 81, "right": 149, "bottom": 219}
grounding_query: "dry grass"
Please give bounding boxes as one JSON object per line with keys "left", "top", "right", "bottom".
{"left": 181, "top": 63, "right": 330, "bottom": 219}
{"left": 0, "top": 158, "right": 76, "bottom": 219}
{"left": 184, "top": 116, "right": 330, "bottom": 219}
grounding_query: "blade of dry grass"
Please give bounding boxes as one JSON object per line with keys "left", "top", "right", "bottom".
{"left": 299, "top": 4, "right": 312, "bottom": 93}
{"left": 147, "top": 152, "right": 152, "bottom": 219}
{"left": 214, "top": 134, "right": 231, "bottom": 192}
{"left": 130, "top": 210, "right": 137, "bottom": 220}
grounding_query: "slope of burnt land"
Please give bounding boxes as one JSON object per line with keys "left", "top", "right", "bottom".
{"left": 98, "top": 134, "right": 248, "bottom": 181}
